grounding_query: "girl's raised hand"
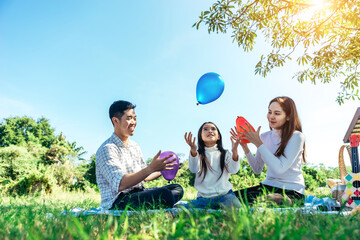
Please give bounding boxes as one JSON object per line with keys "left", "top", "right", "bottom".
{"left": 230, "top": 126, "right": 249, "bottom": 154}
{"left": 230, "top": 128, "right": 240, "bottom": 161}
{"left": 230, "top": 127, "right": 240, "bottom": 141}
{"left": 184, "top": 132, "right": 197, "bottom": 157}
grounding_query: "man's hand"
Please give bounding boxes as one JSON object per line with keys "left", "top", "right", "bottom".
{"left": 148, "top": 150, "right": 177, "bottom": 173}
{"left": 118, "top": 151, "right": 177, "bottom": 191}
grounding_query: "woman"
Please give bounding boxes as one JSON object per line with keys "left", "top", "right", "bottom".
{"left": 231, "top": 96, "right": 306, "bottom": 204}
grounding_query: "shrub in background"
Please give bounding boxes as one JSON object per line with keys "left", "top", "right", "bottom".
{"left": 75, "top": 154, "right": 100, "bottom": 192}
{"left": 82, "top": 154, "right": 97, "bottom": 185}
{"left": 8, "top": 171, "right": 55, "bottom": 196}
{"left": 230, "top": 158, "right": 266, "bottom": 189}
{"left": 302, "top": 164, "right": 327, "bottom": 191}
{"left": 0, "top": 145, "right": 39, "bottom": 180}
{"left": 42, "top": 133, "right": 86, "bottom": 165}
{"left": 0, "top": 116, "right": 90, "bottom": 195}
{"left": 47, "top": 159, "right": 86, "bottom": 190}
{"left": 315, "top": 164, "right": 340, "bottom": 180}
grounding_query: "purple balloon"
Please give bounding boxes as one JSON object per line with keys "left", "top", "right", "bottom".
{"left": 160, "top": 151, "right": 179, "bottom": 181}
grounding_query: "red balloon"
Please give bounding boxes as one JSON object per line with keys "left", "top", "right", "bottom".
{"left": 236, "top": 116, "right": 255, "bottom": 143}
{"left": 160, "top": 151, "right": 179, "bottom": 181}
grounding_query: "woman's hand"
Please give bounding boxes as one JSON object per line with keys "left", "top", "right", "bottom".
{"left": 184, "top": 132, "right": 197, "bottom": 157}
{"left": 230, "top": 127, "right": 250, "bottom": 154}
{"left": 239, "top": 122, "right": 263, "bottom": 148}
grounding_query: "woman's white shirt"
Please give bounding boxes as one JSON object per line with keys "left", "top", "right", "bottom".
{"left": 189, "top": 144, "right": 240, "bottom": 198}
{"left": 245, "top": 129, "right": 305, "bottom": 194}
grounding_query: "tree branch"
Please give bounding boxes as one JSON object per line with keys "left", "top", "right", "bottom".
{"left": 277, "top": 0, "right": 311, "bottom": 7}
{"left": 228, "top": 0, "right": 260, "bottom": 25}
{"left": 304, "top": 0, "right": 348, "bottom": 37}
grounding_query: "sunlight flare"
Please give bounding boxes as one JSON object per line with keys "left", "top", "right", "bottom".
{"left": 296, "top": 0, "right": 328, "bottom": 22}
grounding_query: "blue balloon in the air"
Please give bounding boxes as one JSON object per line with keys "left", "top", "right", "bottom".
{"left": 196, "top": 72, "right": 225, "bottom": 105}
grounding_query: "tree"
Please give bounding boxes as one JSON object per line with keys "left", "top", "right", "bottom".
{"left": 194, "top": 0, "right": 360, "bottom": 104}
{"left": 43, "top": 133, "right": 86, "bottom": 165}
{"left": 0, "top": 116, "right": 56, "bottom": 148}
{"left": 0, "top": 116, "right": 89, "bottom": 194}
{"left": 0, "top": 116, "right": 86, "bottom": 164}
{"left": 82, "top": 154, "right": 97, "bottom": 185}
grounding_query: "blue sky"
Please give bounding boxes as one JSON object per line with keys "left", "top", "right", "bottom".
{"left": 0, "top": 0, "right": 358, "bottom": 167}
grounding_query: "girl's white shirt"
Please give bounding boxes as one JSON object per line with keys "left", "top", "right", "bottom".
{"left": 189, "top": 144, "right": 240, "bottom": 198}
{"left": 246, "top": 129, "right": 305, "bottom": 194}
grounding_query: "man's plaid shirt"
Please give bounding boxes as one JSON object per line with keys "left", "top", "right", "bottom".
{"left": 96, "top": 133, "right": 147, "bottom": 209}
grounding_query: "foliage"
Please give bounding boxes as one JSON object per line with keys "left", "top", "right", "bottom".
{"left": 303, "top": 164, "right": 327, "bottom": 191}
{"left": 0, "top": 116, "right": 86, "bottom": 166}
{"left": 194, "top": 0, "right": 360, "bottom": 104}
{"left": 82, "top": 154, "right": 97, "bottom": 185}
{"left": 302, "top": 163, "right": 342, "bottom": 191}
{"left": 314, "top": 163, "right": 341, "bottom": 180}
{"left": 0, "top": 116, "right": 89, "bottom": 195}
{"left": 8, "top": 171, "right": 55, "bottom": 196}
{"left": 0, "top": 145, "right": 39, "bottom": 180}
{"left": 0, "top": 116, "right": 343, "bottom": 197}
{"left": 46, "top": 160, "right": 85, "bottom": 190}
{"left": 233, "top": 159, "right": 339, "bottom": 193}
{"left": 43, "top": 133, "right": 86, "bottom": 165}
{"left": 0, "top": 116, "right": 56, "bottom": 148}
{"left": 230, "top": 157, "right": 266, "bottom": 189}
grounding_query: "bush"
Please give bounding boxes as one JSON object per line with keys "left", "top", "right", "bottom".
{"left": 316, "top": 164, "right": 340, "bottom": 180}
{"left": 302, "top": 164, "right": 327, "bottom": 191}
{"left": 0, "top": 116, "right": 93, "bottom": 195}
{"left": 82, "top": 154, "right": 97, "bottom": 185}
{"left": 8, "top": 171, "right": 55, "bottom": 195}
{"left": 0, "top": 145, "right": 39, "bottom": 180}
{"left": 230, "top": 158, "right": 266, "bottom": 190}
{"left": 46, "top": 160, "right": 86, "bottom": 190}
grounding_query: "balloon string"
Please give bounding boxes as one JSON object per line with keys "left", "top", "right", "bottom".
{"left": 196, "top": 102, "right": 199, "bottom": 106}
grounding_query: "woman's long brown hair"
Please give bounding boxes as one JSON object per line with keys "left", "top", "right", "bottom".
{"left": 269, "top": 97, "right": 306, "bottom": 163}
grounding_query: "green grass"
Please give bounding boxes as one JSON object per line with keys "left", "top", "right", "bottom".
{"left": 1, "top": 187, "right": 359, "bottom": 240}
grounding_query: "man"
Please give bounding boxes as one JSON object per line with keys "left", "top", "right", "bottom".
{"left": 96, "top": 100, "right": 183, "bottom": 210}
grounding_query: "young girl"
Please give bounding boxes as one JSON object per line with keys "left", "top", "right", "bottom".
{"left": 231, "top": 96, "right": 305, "bottom": 204}
{"left": 184, "top": 122, "right": 241, "bottom": 209}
